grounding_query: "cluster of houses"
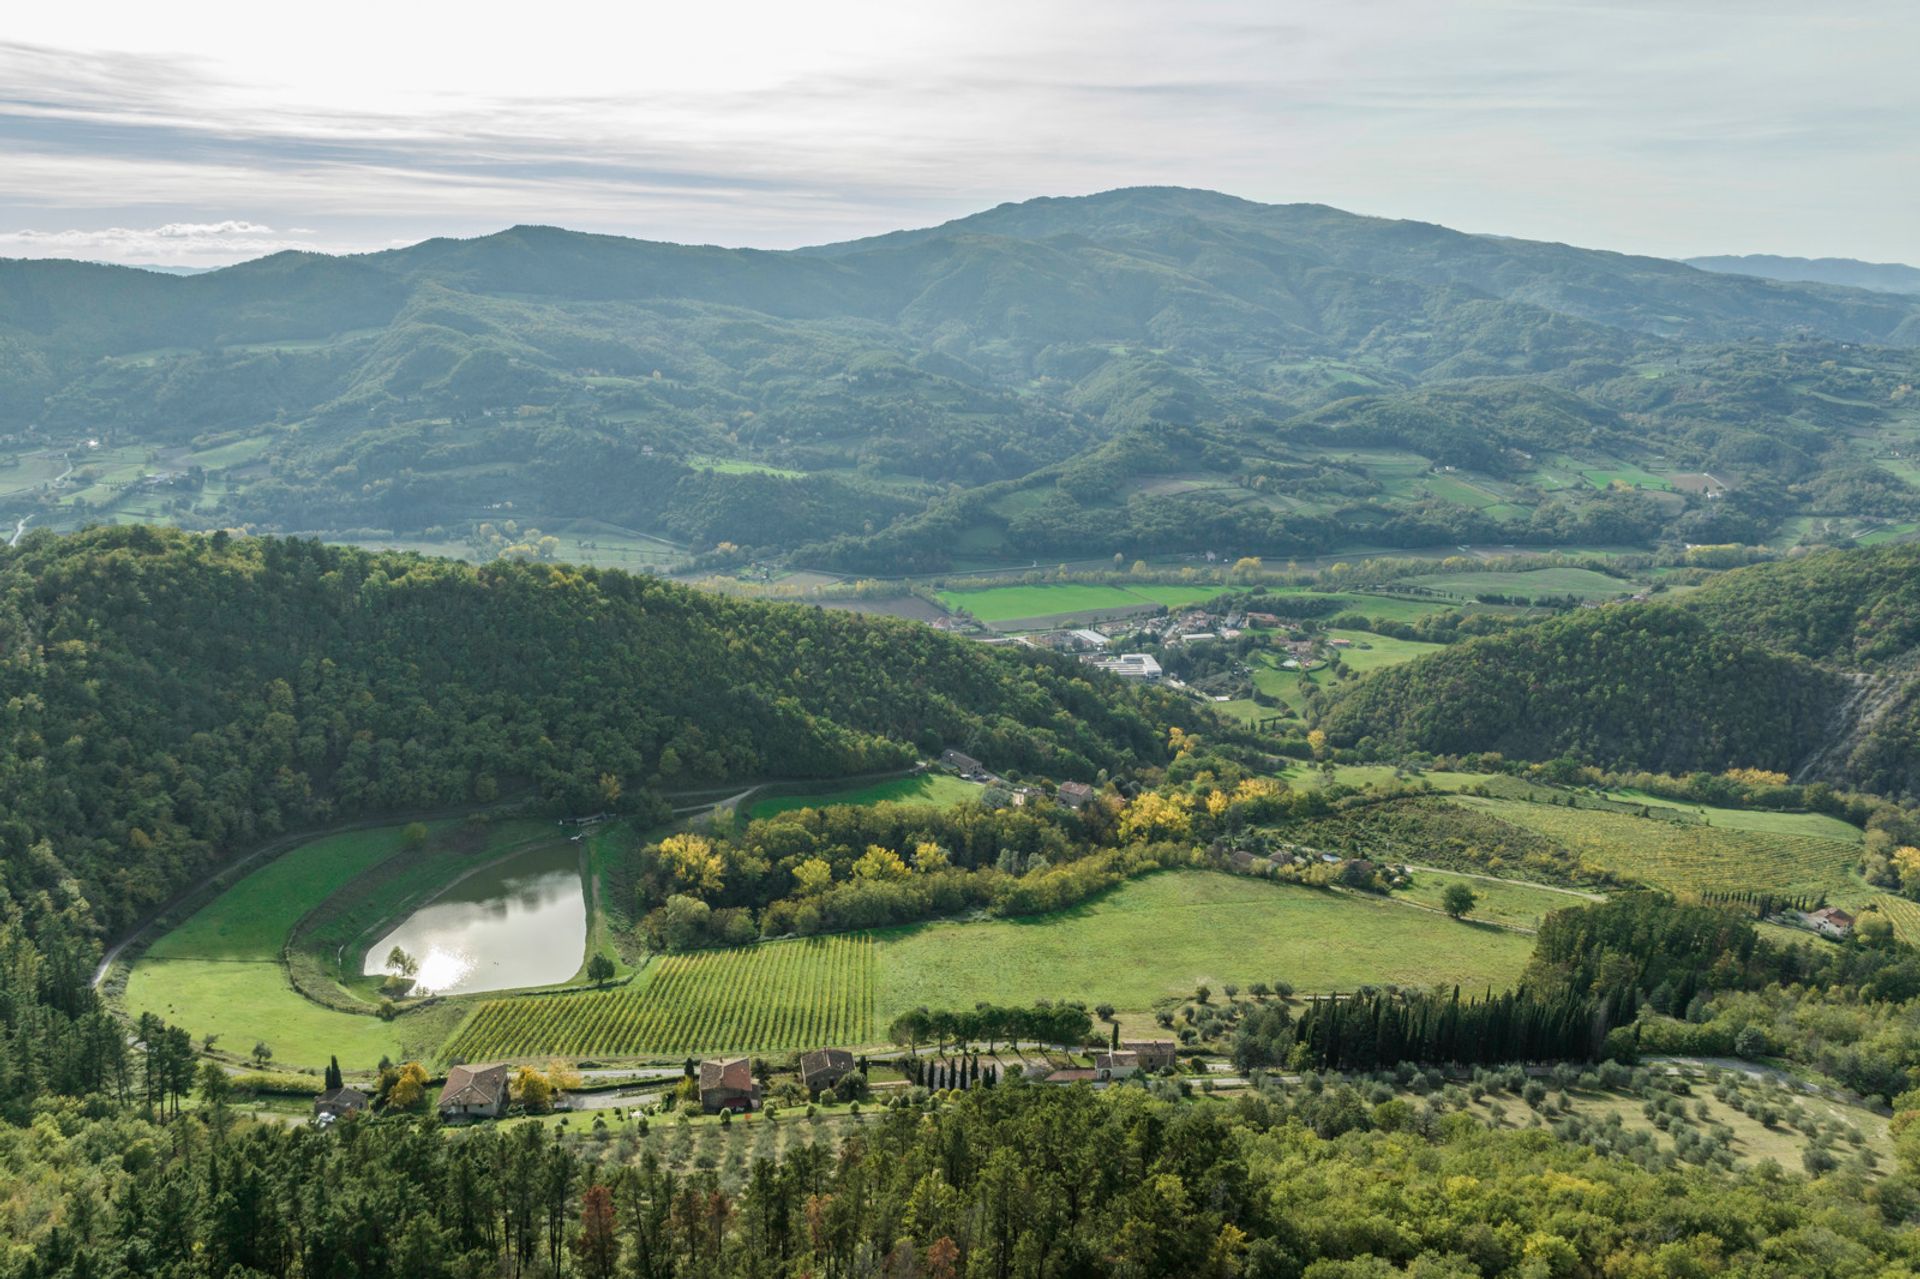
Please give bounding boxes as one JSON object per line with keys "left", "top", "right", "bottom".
{"left": 314, "top": 1035, "right": 1180, "bottom": 1126}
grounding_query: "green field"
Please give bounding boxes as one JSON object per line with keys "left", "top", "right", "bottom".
{"left": 446, "top": 871, "right": 1533, "bottom": 1058}
{"left": 447, "top": 933, "right": 875, "bottom": 1060}
{"left": 1391, "top": 869, "right": 1597, "bottom": 931}
{"left": 1249, "top": 629, "right": 1447, "bottom": 714}
{"left": 936, "top": 582, "right": 1226, "bottom": 625}
{"left": 875, "top": 871, "right": 1533, "bottom": 1015}
{"left": 121, "top": 827, "right": 465, "bottom": 1066}
{"left": 1453, "top": 797, "right": 1863, "bottom": 902}
{"left": 749, "top": 773, "right": 980, "bottom": 819}
{"left": 688, "top": 455, "right": 806, "bottom": 479}
{"left": 1598, "top": 791, "right": 1863, "bottom": 842}
{"left": 1395, "top": 567, "right": 1639, "bottom": 602}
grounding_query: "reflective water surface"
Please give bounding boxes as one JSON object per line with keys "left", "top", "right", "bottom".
{"left": 363, "top": 843, "right": 585, "bottom": 995}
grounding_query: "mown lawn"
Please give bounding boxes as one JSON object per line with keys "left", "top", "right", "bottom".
{"left": 750, "top": 774, "right": 981, "bottom": 819}
{"left": 874, "top": 870, "right": 1533, "bottom": 1019}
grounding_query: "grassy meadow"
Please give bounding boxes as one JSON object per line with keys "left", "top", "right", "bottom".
{"left": 748, "top": 773, "right": 980, "bottom": 820}
{"left": 1390, "top": 868, "right": 1599, "bottom": 931}
{"left": 1453, "top": 796, "right": 1864, "bottom": 903}
{"left": 875, "top": 870, "right": 1533, "bottom": 1018}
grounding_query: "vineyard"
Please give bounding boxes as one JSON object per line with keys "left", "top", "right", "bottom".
{"left": 1453, "top": 797, "right": 1861, "bottom": 901}
{"left": 1868, "top": 895, "right": 1920, "bottom": 946}
{"left": 445, "top": 933, "right": 876, "bottom": 1060}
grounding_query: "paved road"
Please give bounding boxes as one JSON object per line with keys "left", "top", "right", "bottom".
{"left": 6, "top": 515, "right": 28, "bottom": 547}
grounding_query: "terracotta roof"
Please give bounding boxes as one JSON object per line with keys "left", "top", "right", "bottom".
{"left": 315, "top": 1086, "right": 368, "bottom": 1111}
{"left": 438, "top": 1063, "right": 509, "bottom": 1111}
{"left": 700, "top": 1057, "right": 753, "bottom": 1093}
{"left": 1044, "top": 1068, "right": 1101, "bottom": 1083}
{"left": 1094, "top": 1052, "right": 1139, "bottom": 1070}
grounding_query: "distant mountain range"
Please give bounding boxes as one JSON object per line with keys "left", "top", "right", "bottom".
{"left": 2, "top": 187, "right": 1917, "bottom": 569}
{"left": 1686, "top": 254, "right": 1920, "bottom": 296}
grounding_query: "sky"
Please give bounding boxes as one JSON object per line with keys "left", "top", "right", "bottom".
{"left": 1, "top": 0, "right": 1915, "bottom": 268}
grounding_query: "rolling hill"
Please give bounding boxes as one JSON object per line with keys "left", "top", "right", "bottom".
{"left": 0, "top": 525, "right": 1190, "bottom": 941}
{"left": 3, "top": 188, "right": 1918, "bottom": 568}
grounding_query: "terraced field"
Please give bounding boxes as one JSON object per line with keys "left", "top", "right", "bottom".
{"left": 446, "top": 933, "right": 876, "bottom": 1060}
{"left": 1454, "top": 797, "right": 1862, "bottom": 902}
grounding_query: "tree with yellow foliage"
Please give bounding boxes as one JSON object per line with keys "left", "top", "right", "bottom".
{"left": 387, "top": 1061, "right": 431, "bottom": 1110}
{"left": 854, "top": 845, "right": 911, "bottom": 880}
{"left": 514, "top": 1065, "right": 554, "bottom": 1112}
{"left": 792, "top": 857, "right": 834, "bottom": 895}
{"left": 1307, "top": 729, "right": 1328, "bottom": 761}
{"left": 1119, "top": 792, "right": 1193, "bottom": 842}
{"left": 1893, "top": 845, "right": 1920, "bottom": 887}
{"left": 912, "top": 840, "right": 951, "bottom": 872}
{"left": 657, "top": 832, "right": 725, "bottom": 895}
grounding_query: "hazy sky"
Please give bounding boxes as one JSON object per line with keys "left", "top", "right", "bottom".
{"left": 2, "top": 0, "right": 1915, "bottom": 267}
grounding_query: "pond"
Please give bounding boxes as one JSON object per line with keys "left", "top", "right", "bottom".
{"left": 363, "top": 842, "right": 586, "bottom": 995}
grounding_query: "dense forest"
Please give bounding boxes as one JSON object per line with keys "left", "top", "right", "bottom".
{"left": 1317, "top": 605, "right": 1842, "bottom": 775}
{"left": 0, "top": 526, "right": 1187, "bottom": 952}
{"left": 4, "top": 189, "right": 1919, "bottom": 567}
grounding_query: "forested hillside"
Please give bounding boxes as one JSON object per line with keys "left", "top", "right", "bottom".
{"left": 1318, "top": 605, "right": 1842, "bottom": 774}
{"left": 0, "top": 527, "right": 1182, "bottom": 945}
{"left": 4, "top": 188, "right": 1918, "bottom": 568}
{"left": 1683, "top": 543, "right": 1920, "bottom": 664}
{"left": 1674, "top": 544, "right": 1920, "bottom": 796}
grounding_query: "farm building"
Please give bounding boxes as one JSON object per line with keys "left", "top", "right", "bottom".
{"left": 798, "top": 1048, "right": 856, "bottom": 1095}
{"left": 1094, "top": 1051, "right": 1140, "bottom": 1080}
{"left": 1122, "top": 1040, "right": 1179, "bottom": 1071}
{"left": 1056, "top": 781, "right": 1096, "bottom": 809}
{"left": 700, "top": 1057, "right": 760, "bottom": 1113}
{"left": 314, "top": 1086, "right": 368, "bottom": 1122}
{"left": 437, "top": 1064, "right": 510, "bottom": 1122}
{"left": 939, "top": 749, "right": 984, "bottom": 776}
{"left": 1807, "top": 907, "right": 1856, "bottom": 939}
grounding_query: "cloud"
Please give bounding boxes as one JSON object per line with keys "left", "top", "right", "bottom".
{"left": 0, "top": 3, "right": 1914, "bottom": 264}
{"left": 0, "top": 219, "right": 321, "bottom": 264}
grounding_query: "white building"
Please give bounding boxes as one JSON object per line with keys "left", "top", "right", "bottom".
{"left": 1082, "top": 653, "right": 1162, "bottom": 680}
